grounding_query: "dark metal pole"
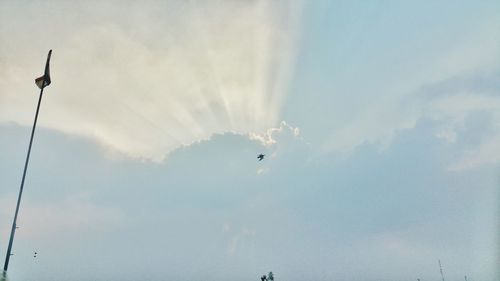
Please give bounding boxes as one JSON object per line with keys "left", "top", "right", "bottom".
{"left": 438, "top": 260, "right": 445, "bottom": 281}
{"left": 3, "top": 50, "right": 51, "bottom": 272}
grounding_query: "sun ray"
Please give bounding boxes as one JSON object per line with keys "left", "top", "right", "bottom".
{"left": 0, "top": 0, "right": 303, "bottom": 161}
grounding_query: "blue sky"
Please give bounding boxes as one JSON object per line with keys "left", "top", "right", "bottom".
{"left": 0, "top": 1, "right": 499, "bottom": 281}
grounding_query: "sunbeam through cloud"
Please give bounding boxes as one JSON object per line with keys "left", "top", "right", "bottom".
{"left": 0, "top": 0, "right": 302, "bottom": 161}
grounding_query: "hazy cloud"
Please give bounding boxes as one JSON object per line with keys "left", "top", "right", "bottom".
{"left": 0, "top": 0, "right": 302, "bottom": 161}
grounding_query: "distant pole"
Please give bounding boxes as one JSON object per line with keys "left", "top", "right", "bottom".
{"left": 3, "top": 50, "right": 52, "bottom": 272}
{"left": 438, "top": 260, "right": 445, "bottom": 281}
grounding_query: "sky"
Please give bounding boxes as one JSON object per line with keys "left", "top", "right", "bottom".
{"left": 0, "top": 1, "right": 499, "bottom": 281}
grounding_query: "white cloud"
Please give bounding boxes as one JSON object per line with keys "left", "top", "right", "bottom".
{"left": 249, "top": 121, "right": 301, "bottom": 146}
{"left": 424, "top": 93, "right": 500, "bottom": 171}
{"left": 449, "top": 135, "right": 500, "bottom": 171}
{"left": 225, "top": 226, "right": 256, "bottom": 257}
{"left": 321, "top": 20, "right": 500, "bottom": 157}
{"left": 430, "top": 21, "right": 500, "bottom": 79}
{"left": 0, "top": 0, "right": 302, "bottom": 162}
{"left": 0, "top": 194, "right": 125, "bottom": 239}
{"left": 256, "top": 167, "right": 271, "bottom": 176}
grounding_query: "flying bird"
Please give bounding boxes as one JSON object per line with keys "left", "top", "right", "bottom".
{"left": 257, "top": 154, "right": 265, "bottom": 161}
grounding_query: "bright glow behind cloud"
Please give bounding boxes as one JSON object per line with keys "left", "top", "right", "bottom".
{"left": 0, "top": 1, "right": 301, "bottom": 161}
